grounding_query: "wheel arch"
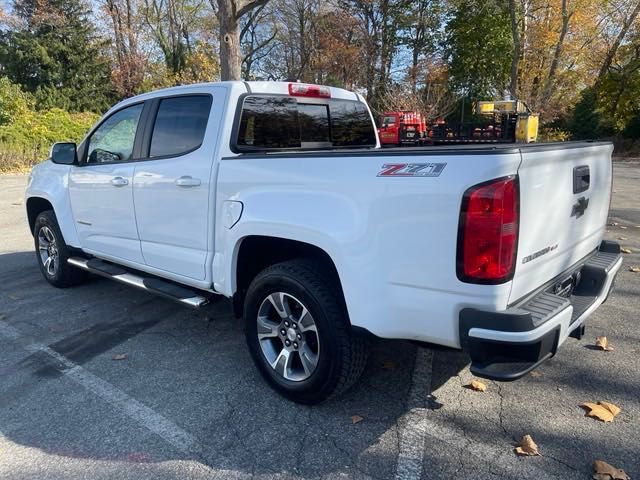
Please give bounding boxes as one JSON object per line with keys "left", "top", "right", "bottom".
{"left": 26, "top": 197, "right": 55, "bottom": 235}
{"left": 232, "top": 235, "right": 348, "bottom": 321}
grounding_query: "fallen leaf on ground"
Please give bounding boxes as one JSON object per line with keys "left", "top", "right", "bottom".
{"left": 381, "top": 360, "right": 396, "bottom": 370}
{"left": 618, "top": 236, "right": 628, "bottom": 240}
{"left": 595, "top": 336, "right": 614, "bottom": 351}
{"left": 350, "top": 415, "right": 364, "bottom": 424}
{"left": 629, "top": 267, "right": 640, "bottom": 273}
{"left": 581, "top": 401, "right": 621, "bottom": 422}
{"left": 592, "top": 460, "right": 630, "bottom": 480}
{"left": 514, "top": 435, "right": 540, "bottom": 456}
{"left": 112, "top": 354, "right": 127, "bottom": 361}
{"left": 619, "top": 225, "right": 628, "bottom": 229}
{"left": 620, "top": 248, "right": 632, "bottom": 254}
{"left": 529, "top": 371, "right": 542, "bottom": 377}
{"left": 466, "top": 380, "right": 487, "bottom": 392}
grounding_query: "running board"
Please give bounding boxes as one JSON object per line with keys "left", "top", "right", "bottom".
{"left": 67, "top": 257, "right": 209, "bottom": 308}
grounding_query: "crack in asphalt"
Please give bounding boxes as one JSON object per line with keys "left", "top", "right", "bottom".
{"left": 496, "top": 383, "right": 512, "bottom": 440}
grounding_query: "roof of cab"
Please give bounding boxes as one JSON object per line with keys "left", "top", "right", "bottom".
{"left": 111, "top": 80, "right": 361, "bottom": 113}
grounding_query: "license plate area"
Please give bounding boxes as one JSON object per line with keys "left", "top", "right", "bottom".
{"left": 549, "top": 271, "right": 581, "bottom": 298}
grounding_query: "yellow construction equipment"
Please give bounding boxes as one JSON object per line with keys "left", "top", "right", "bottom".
{"left": 475, "top": 100, "right": 539, "bottom": 143}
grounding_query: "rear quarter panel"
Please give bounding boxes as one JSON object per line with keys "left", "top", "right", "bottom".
{"left": 216, "top": 150, "right": 522, "bottom": 347}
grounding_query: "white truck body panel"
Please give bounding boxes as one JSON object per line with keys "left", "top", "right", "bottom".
{"left": 68, "top": 162, "right": 142, "bottom": 263}
{"left": 27, "top": 161, "right": 80, "bottom": 247}
{"left": 215, "top": 150, "right": 523, "bottom": 347}
{"left": 510, "top": 144, "right": 614, "bottom": 302}
{"left": 132, "top": 86, "right": 228, "bottom": 280}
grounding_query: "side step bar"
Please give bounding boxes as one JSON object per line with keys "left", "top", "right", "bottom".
{"left": 68, "top": 257, "right": 210, "bottom": 308}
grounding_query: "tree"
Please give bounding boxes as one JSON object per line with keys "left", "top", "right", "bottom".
{"left": 444, "top": 0, "right": 512, "bottom": 99}
{"left": 340, "top": 0, "right": 409, "bottom": 112}
{"left": 597, "top": 43, "right": 640, "bottom": 131}
{"left": 597, "top": 0, "right": 640, "bottom": 83}
{"left": 400, "top": 0, "right": 442, "bottom": 93}
{"left": 239, "top": 2, "right": 277, "bottom": 79}
{"left": 568, "top": 87, "right": 605, "bottom": 139}
{"left": 142, "top": 0, "right": 211, "bottom": 76}
{"left": 539, "top": 0, "right": 574, "bottom": 110}
{"left": 103, "top": 0, "right": 146, "bottom": 96}
{"left": 209, "top": 0, "right": 270, "bottom": 80}
{"left": 0, "top": 0, "right": 115, "bottom": 112}
{"left": 508, "top": 0, "right": 532, "bottom": 97}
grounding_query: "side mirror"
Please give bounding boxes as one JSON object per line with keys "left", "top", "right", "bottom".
{"left": 50, "top": 142, "right": 77, "bottom": 165}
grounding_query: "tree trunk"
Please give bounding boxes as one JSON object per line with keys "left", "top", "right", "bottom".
{"left": 508, "top": 0, "right": 520, "bottom": 98}
{"left": 540, "top": 0, "right": 572, "bottom": 110}
{"left": 218, "top": 0, "right": 242, "bottom": 81}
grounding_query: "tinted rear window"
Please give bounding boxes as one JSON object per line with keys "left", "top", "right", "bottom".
{"left": 235, "top": 95, "right": 376, "bottom": 151}
{"left": 150, "top": 95, "right": 212, "bottom": 157}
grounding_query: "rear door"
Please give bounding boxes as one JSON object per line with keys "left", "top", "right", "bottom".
{"left": 509, "top": 143, "right": 614, "bottom": 302}
{"left": 133, "top": 90, "right": 223, "bottom": 280}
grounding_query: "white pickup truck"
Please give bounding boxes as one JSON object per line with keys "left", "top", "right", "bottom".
{"left": 26, "top": 81, "right": 622, "bottom": 404}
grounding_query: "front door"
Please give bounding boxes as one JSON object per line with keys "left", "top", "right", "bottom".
{"left": 69, "top": 102, "right": 146, "bottom": 264}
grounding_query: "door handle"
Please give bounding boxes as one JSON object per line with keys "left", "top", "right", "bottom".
{"left": 175, "top": 176, "right": 201, "bottom": 188}
{"left": 111, "top": 176, "right": 129, "bottom": 187}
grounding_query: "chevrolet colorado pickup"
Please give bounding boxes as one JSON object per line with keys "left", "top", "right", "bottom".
{"left": 25, "top": 81, "right": 622, "bottom": 404}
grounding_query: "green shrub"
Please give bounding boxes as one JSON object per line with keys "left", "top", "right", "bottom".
{"left": 0, "top": 77, "right": 99, "bottom": 172}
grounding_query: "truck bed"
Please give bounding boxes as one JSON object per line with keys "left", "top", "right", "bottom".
{"left": 223, "top": 141, "right": 611, "bottom": 159}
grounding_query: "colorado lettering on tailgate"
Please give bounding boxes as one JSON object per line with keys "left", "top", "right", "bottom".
{"left": 377, "top": 163, "right": 446, "bottom": 177}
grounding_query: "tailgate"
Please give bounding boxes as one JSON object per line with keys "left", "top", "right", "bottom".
{"left": 509, "top": 142, "right": 614, "bottom": 303}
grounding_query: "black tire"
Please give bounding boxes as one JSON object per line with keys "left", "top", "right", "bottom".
{"left": 33, "top": 210, "right": 88, "bottom": 288}
{"left": 244, "top": 259, "right": 369, "bottom": 404}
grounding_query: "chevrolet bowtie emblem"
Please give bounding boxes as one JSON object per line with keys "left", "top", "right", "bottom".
{"left": 571, "top": 196, "right": 589, "bottom": 218}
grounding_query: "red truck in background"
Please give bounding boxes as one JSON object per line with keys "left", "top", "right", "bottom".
{"left": 377, "top": 111, "right": 426, "bottom": 146}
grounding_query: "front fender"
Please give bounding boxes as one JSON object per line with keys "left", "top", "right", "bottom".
{"left": 26, "top": 161, "right": 80, "bottom": 247}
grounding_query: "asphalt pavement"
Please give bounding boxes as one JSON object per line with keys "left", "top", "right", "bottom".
{"left": 0, "top": 163, "right": 638, "bottom": 480}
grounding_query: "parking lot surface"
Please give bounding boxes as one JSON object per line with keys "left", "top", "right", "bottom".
{"left": 1, "top": 162, "right": 639, "bottom": 480}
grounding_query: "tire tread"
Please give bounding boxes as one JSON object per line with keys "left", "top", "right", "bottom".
{"left": 246, "top": 258, "right": 369, "bottom": 403}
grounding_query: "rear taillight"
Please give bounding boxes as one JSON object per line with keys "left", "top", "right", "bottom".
{"left": 457, "top": 176, "right": 519, "bottom": 284}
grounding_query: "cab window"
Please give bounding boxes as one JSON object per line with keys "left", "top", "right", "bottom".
{"left": 149, "top": 95, "right": 212, "bottom": 158}
{"left": 86, "top": 103, "right": 143, "bottom": 164}
{"left": 236, "top": 95, "right": 376, "bottom": 152}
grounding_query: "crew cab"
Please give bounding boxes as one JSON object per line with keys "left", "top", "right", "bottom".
{"left": 25, "top": 81, "right": 622, "bottom": 404}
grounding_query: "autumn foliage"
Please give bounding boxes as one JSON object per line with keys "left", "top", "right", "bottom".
{"left": 1, "top": 0, "right": 640, "bottom": 171}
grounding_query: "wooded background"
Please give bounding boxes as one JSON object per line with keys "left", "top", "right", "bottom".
{"left": 1, "top": 0, "right": 640, "bottom": 170}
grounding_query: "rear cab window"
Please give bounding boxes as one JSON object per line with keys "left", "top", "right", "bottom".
{"left": 234, "top": 94, "right": 376, "bottom": 152}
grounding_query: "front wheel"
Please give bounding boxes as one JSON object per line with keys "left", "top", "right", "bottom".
{"left": 244, "top": 260, "right": 369, "bottom": 404}
{"left": 34, "top": 210, "right": 88, "bottom": 288}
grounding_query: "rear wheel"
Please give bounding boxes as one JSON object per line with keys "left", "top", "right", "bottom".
{"left": 244, "top": 259, "right": 369, "bottom": 404}
{"left": 34, "top": 210, "right": 88, "bottom": 288}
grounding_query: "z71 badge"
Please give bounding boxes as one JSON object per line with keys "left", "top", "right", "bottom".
{"left": 377, "top": 163, "right": 446, "bottom": 177}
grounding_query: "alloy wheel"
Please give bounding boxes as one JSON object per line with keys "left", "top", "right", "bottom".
{"left": 38, "top": 226, "right": 58, "bottom": 276}
{"left": 256, "top": 292, "right": 320, "bottom": 382}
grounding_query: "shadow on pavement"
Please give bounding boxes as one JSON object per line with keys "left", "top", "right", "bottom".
{"left": 0, "top": 250, "right": 471, "bottom": 479}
